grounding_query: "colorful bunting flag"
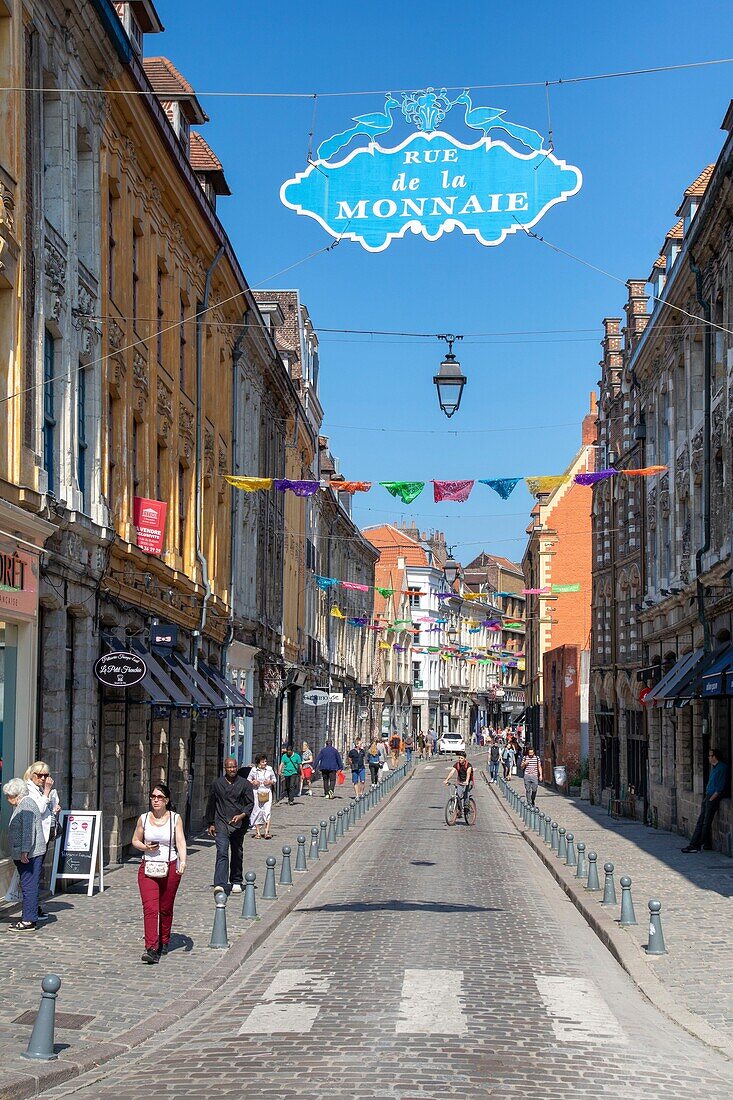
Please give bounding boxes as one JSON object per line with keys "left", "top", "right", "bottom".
{"left": 479, "top": 477, "right": 521, "bottom": 500}
{"left": 379, "top": 481, "right": 426, "bottom": 504}
{"left": 225, "top": 476, "right": 273, "bottom": 492}
{"left": 573, "top": 468, "right": 617, "bottom": 486}
{"left": 315, "top": 575, "right": 339, "bottom": 590}
{"left": 432, "top": 479, "right": 475, "bottom": 503}
{"left": 375, "top": 587, "right": 395, "bottom": 598}
{"left": 525, "top": 475, "right": 570, "bottom": 496}
{"left": 523, "top": 587, "right": 550, "bottom": 595}
{"left": 274, "top": 479, "right": 321, "bottom": 496}
{"left": 436, "top": 593, "right": 454, "bottom": 601}
{"left": 330, "top": 606, "right": 345, "bottom": 618}
{"left": 347, "top": 616, "right": 368, "bottom": 626}
{"left": 329, "top": 480, "right": 372, "bottom": 493}
{"left": 379, "top": 641, "right": 391, "bottom": 650}
{"left": 622, "top": 466, "right": 668, "bottom": 477}
{"left": 342, "top": 581, "right": 369, "bottom": 591}
{"left": 552, "top": 583, "right": 581, "bottom": 593}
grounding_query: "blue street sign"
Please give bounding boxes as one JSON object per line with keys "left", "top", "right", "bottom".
{"left": 281, "top": 88, "right": 582, "bottom": 251}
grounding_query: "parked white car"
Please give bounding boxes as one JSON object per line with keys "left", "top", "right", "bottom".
{"left": 437, "top": 732, "right": 466, "bottom": 755}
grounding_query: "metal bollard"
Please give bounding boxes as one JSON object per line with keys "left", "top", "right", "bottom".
{"left": 646, "top": 899, "right": 667, "bottom": 954}
{"left": 318, "top": 820, "right": 328, "bottom": 852}
{"left": 336, "top": 810, "right": 344, "bottom": 838}
{"left": 280, "top": 845, "right": 293, "bottom": 886}
{"left": 328, "top": 814, "right": 337, "bottom": 844}
{"left": 565, "top": 832, "right": 576, "bottom": 867}
{"left": 208, "top": 887, "right": 229, "bottom": 948}
{"left": 22, "top": 975, "right": 62, "bottom": 1061}
{"left": 309, "top": 826, "right": 320, "bottom": 862}
{"left": 536, "top": 811, "right": 545, "bottom": 838}
{"left": 295, "top": 834, "right": 308, "bottom": 872}
{"left": 586, "top": 851, "right": 600, "bottom": 891}
{"left": 619, "top": 876, "right": 637, "bottom": 925}
{"left": 551, "top": 822, "right": 559, "bottom": 852}
{"left": 601, "top": 862, "right": 617, "bottom": 905}
{"left": 343, "top": 804, "right": 351, "bottom": 833}
{"left": 242, "top": 871, "right": 258, "bottom": 919}
{"left": 262, "top": 856, "right": 277, "bottom": 900}
{"left": 558, "top": 826, "right": 567, "bottom": 861}
{"left": 575, "top": 841, "right": 587, "bottom": 879}
{"left": 544, "top": 815, "right": 552, "bottom": 845}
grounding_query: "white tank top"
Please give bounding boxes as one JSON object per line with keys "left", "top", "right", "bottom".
{"left": 142, "top": 812, "right": 178, "bottom": 863}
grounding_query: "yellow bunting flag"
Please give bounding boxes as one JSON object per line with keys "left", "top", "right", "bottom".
{"left": 525, "top": 475, "right": 569, "bottom": 496}
{"left": 225, "top": 475, "right": 273, "bottom": 492}
{"left": 462, "top": 593, "right": 483, "bottom": 601}
{"left": 330, "top": 607, "right": 345, "bottom": 619}
{"left": 379, "top": 641, "right": 391, "bottom": 649}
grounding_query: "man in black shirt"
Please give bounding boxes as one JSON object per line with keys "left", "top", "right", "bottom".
{"left": 205, "top": 757, "right": 254, "bottom": 892}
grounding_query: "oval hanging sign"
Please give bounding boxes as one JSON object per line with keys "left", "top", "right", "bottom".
{"left": 281, "top": 87, "right": 581, "bottom": 252}
{"left": 303, "top": 689, "right": 330, "bottom": 707}
{"left": 94, "top": 651, "right": 147, "bottom": 688}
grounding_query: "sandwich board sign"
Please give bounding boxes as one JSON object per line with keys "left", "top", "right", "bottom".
{"left": 50, "top": 811, "right": 104, "bottom": 896}
{"left": 281, "top": 87, "right": 581, "bottom": 252}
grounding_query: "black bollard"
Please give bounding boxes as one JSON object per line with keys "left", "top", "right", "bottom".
{"left": 22, "top": 975, "right": 61, "bottom": 1061}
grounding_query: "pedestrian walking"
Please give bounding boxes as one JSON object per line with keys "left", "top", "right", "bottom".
{"left": 367, "top": 740, "right": 382, "bottom": 787}
{"left": 389, "top": 730, "right": 401, "bottom": 768}
{"left": 347, "top": 739, "right": 366, "bottom": 797}
{"left": 132, "top": 782, "right": 186, "bottom": 963}
{"left": 502, "top": 741, "right": 516, "bottom": 779}
{"left": 428, "top": 726, "right": 437, "bottom": 757}
{"left": 489, "top": 739, "right": 501, "bottom": 783}
{"left": 248, "top": 754, "right": 277, "bottom": 838}
{"left": 23, "top": 761, "right": 62, "bottom": 921}
{"left": 682, "top": 747, "right": 728, "bottom": 853}
{"left": 206, "top": 756, "right": 254, "bottom": 888}
{"left": 403, "top": 732, "right": 414, "bottom": 764}
{"left": 314, "top": 740, "right": 344, "bottom": 799}
{"left": 417, "top": 732, "right": 426, "bottom": 759}
{"left": 3, "top": 777, "right": 45, "bottom": 931}
{"left": 278, "top": 745, "right": 302, "bottom": 804}
{"left": 522, "top": 746, "right": 542, "bottom": 805}
{"left": 299, "top": 740, "right": 314, "bottom": 797}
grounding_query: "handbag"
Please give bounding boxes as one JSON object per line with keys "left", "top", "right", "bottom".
{"left": 257, "top": 788, "right": 270, "bottom": 805}
{"left": 143, "top": 812, "right": 173, "bottom": 878}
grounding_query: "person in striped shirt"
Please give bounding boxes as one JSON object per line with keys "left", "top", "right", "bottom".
{"left": 522, "top": 746, "right": 543, "bottom": 805}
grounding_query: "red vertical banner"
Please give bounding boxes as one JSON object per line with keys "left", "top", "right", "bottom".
{"left": 133, "top": 497, "right": 168, "bottom": 556}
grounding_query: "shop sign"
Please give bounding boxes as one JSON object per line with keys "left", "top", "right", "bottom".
{"left": 282, "top": 87, "right": 581, "bottom": 252}
{"left": 303, "top": 689, "right": 330, "bottom": 707}
{"left": 133, "top": 497, "right": 168, "bottom": 556}
{"left": 94, "top": 651, "right": 147, "bottom": 688}
{"left": 0, "top": 543, "right": 39, "bottom": 619}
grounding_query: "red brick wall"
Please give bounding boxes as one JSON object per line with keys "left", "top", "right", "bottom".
{"left": 543, "top": 644, "right": 583, "bottom": 780}
{"left": 547, "top": 480, "right": 593, "bottom": 653}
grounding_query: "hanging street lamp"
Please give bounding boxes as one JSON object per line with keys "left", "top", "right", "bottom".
{"left": 434, "top": 334, "right": 466, "bottom": 418}
{"left": 443, "top": 547, "right": 461, "bottom": 588}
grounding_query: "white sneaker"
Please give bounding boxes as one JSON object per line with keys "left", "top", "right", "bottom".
{"left": 230, "top": 883, "right": 243, "bottom": 894}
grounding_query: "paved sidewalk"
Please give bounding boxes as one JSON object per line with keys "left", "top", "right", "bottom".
{"left": 488, "top": 773, "right": 733, "bottom": 1051}
{"left": 0, "top": 765, "right": 411, "bottom": 1099}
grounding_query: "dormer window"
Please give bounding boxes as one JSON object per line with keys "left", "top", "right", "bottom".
{"left": 683, "top": 199, "right": 699, "bottom": 233}
{"left": 114, "top": 2, "right": 164, "bottom": 57}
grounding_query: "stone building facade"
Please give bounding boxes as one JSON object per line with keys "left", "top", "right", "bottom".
{"left": 463, "top": 552, "right": 526, "bottom": 726}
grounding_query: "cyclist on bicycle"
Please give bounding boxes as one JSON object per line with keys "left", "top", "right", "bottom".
{"left": 444, "top": 751, "right": 474, "bottom": 816}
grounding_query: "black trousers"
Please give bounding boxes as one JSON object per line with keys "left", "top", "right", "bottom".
{"left": 214, "top": 824, "right": 245, "bottom": 887}
{"left": 322, "top": 769, "right": 336, "bottom": 795}
{"left": 690, "top": 794, "right": 722, "bottom": 848}
{"left": 369, "top": 763, "right": 380, "bottom": 785}
{"left": 284, "top": 774, "right": 298, "bottom": 801}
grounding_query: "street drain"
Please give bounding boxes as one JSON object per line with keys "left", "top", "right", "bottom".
{"left": 13, "top": 1011, "right": 96, "bottom": 1029}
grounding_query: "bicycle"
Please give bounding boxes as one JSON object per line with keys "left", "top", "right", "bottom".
{"left": 444, "top": 783, "right": 477, "bottom": 826}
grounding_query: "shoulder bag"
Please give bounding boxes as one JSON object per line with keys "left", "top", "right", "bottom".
{"left": 144, "top": 812, "right": 173, "bottom": 878}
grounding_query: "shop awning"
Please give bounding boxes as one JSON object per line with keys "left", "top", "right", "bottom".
{"left": 700, "top": 645, "right": 733, "bottom": 698}
{"left": 163, "top": 652, "right": 227, "bottom": 710}
{"left": 200, "top": 661, "right": 254, "bottom": 715}
{"left": 644, "top": 649, "right": 704, "bottom": 707}
{"left": 128, "top": 637, "right": 190, "bottom": 706}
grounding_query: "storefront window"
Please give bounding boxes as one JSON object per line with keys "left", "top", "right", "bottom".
{"left": 0, "top": 621, "right": 19, "bottom": 855}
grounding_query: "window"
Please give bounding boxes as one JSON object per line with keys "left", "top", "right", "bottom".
{"left": 132, "top": 229, "right": 139, "bottom": 331}
{"left": 156, "top": 267, "right": 164, "bottom": 366}
{"left": 412, "top": 661, "right": 421, "bottom": 688}
{"left": 107, "top": 394, "right": 116, "bottom": 513}
{"left": 178, "top": 463, "right": 186, "bottom": 553}
{"left": 77, "top": 366, "right": 87, "bottom": 510}
{"left": 409, "top": 593, "right": 421, "bottom": 608}
{"left": 107, "top": 190, "right": 116, "bottom": 300}
{"left": 179, "top": 296, "right": 186, "bottom": 390}
{"left": 43, "top": 330, "right": 56, "bottom": 493}
{"left": 713, "top": 296, "right": 725, "bottom": 394}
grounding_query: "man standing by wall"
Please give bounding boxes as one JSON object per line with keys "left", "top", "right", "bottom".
{"left": 682, "top": 748, "right": 728, "bottom": 853}
{"left": 206, "top": 758, "right": 254, "bottom": 892}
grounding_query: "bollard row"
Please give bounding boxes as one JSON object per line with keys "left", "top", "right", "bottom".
{"left": 494, "top": 766, "right": 667, "bottom": 952}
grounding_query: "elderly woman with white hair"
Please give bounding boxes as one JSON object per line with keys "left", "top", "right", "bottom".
{"left": 3, "top": 777, "right": 46, "bottom": 931}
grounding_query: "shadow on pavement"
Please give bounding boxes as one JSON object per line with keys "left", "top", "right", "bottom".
{"left": 298, "top": 900, "right": 502, "bottom": 914}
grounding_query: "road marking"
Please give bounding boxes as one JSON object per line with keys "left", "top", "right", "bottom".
{"left": 424, "top": 765, "right": 436, "bottom": 771}
{"left": 396, "top": 969, "right": 467, "bottom": 1034}
{"left": 535, "top": 975, "right": 627, "bottom": 1044}
{"left": 238, "top": 969, "right": 329, "bottom": 1035}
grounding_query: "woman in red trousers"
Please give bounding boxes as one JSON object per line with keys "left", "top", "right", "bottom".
{"left": 132, "top": 782, "right": 186, "bottom": 964}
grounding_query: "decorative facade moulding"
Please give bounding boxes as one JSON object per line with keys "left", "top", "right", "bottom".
{"left": 156, "top": 381, "right": 173, "bottom": 441}
{"left": 44, "top": 238, "right": 67, "bottom": 320}
{"left": 178, "top": 403, "right": 194, "bottom": 462}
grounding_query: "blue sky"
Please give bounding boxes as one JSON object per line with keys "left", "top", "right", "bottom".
{"left": 155, "top": 0, "right": 731, "bottom": 565}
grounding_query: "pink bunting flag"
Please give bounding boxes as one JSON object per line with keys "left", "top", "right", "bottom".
{"left": 342, "top": 581, "right": 369, "bottom": 592}
{"left": 432, "top": 479, "right": 475, "bottom": 503}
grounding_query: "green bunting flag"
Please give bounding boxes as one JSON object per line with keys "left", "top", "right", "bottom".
{"left": 552, "top": 583, "right": 581, "bottom": 593}
{"left": 379, "top": 481, "right": 426, "bottom": 504}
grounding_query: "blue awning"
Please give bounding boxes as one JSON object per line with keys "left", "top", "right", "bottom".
{"left": 645, "top": 649, "right": 703, "bottom": 707}
{"left": 700, "top": 646, "right": 733, "bottom": 697}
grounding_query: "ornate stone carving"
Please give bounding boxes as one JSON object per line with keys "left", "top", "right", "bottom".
{"left": 680, "top": 518, "right": 691, "bottom": 585}
{"left": 179, "top": 404, "right": 194, "bottom": 461}
{"left": 204, "top": 426, "right": 215, "bottom": 485}
{"left": 108, "top": 317, "right": 125, "bottom": 351}
{"left": 44, "top": 239, "right": 67, "bottom": 319}
{"left": 647, "top": 487, "right": 657, "bottom": 532}
{"left": 712, "top": 403, "right": 724, "bottom": 459}
{"left": 73, "top": 283, "right": 102, "bottom": 353}
{"left": 157, "top": 381, "right": 173, "bottom": 440}
{"left": 675, "top": 447, "right": 689, "bottom": 500}
{"left": 132, "top": 351, "right": 149, "bottom": 414}
{"left": 691, "top": 428, "right": 703, "bottom": 487}
{"left": 218, "top": 442, "right": 228, "bottom": 502}
{"left": 0, "top": 180, "right": 15, "bottom": 232}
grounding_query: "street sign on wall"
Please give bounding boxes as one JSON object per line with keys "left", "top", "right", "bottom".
{"left": 303, "top": 690, "right": 330, "bottom": 707}
{"left": 133, "top": 496, "right": 168, "bottom": 556}
{"left": 282, "top": 88, "right": 581, "bottom": 252}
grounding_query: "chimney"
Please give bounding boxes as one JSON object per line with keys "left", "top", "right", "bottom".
{"left": 600, "top": 318, "right": 623, "bottom": 397}
{"left": 624, "top": 279, "right": 650, "bottom": 356}
{"left": 582, "top": 392, "right": 597, "bottom": 447}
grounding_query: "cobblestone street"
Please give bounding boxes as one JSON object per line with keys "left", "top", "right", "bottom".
{"left": 30, "top": 764, "right": 733, "bottom": 1100}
